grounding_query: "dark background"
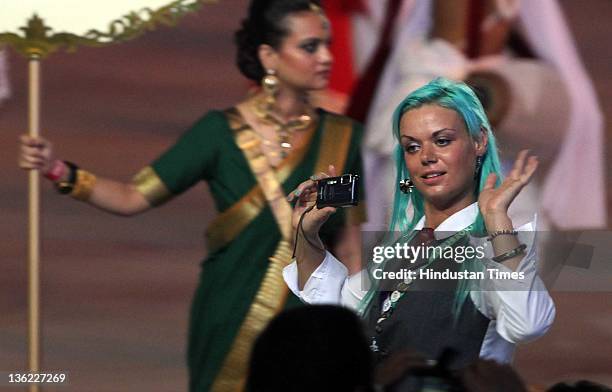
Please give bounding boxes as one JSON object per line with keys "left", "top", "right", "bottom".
{"left": 1, "top": 1, "right": 611, "bottom": 390}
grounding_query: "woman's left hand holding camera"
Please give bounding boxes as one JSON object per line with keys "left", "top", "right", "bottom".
{"left": 288, "top": 165, "right": 338, "bottom": 290}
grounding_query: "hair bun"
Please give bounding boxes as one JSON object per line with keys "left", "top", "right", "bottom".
{"left": 234, "top": 0, "right": 321, "bottom": 81}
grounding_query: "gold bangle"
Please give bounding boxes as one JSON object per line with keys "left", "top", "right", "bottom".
{"left": 70, "top": 169, "right": 97, "bottom": 201}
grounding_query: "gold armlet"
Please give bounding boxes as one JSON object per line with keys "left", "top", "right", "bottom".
{"left": 70, "top": 169, "right": 97, "bottom": 201}
{"left": 132, "top": 166, "right": 172, "bottom": 206}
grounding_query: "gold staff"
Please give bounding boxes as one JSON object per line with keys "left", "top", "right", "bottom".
{"left": 0, "top": 2, "right": 215, "bottom": 390}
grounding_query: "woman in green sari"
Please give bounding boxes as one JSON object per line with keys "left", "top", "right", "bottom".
{"left": 18, "top": 1, "right": 366, "bottom": 390}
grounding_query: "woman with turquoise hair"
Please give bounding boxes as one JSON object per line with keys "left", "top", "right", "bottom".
{"left": 284, "top": 77, "right": 555, "bottom": 370}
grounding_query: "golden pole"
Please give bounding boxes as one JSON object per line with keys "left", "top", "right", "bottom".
{"left": 28, "top": 54, "right": 41, "bottom": 392}
{"left": 0, "top": 6, "right": 210, "bottom": 390}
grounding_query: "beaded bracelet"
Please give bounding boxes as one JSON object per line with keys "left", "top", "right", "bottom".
{"left": 492, "top": 243, "right": 527, "bottom": 263}
{"left": 487, "top": 229, "right": 518, "bottom": 241}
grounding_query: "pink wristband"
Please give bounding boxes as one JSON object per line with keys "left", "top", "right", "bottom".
{"left": 44, "top": 160, "right": 65, "bottom": 181}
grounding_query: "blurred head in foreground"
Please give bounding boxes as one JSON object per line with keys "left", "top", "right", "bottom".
{"left": 246, "top": 304, "right": 373, "bottom": 392}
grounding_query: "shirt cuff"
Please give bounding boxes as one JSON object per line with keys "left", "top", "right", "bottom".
{"left": 471, "top": 218, "right": 538, "bottom": 291}
{"left": 282, "top": 251, "right": 349, "bottom": 305}
{"left": 469, "top": 217, "right": 556, "bottom": 343}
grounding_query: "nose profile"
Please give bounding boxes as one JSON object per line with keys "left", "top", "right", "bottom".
{"left": 420, "top": 143, "right": 437, "bottom": 165}
{"left": 318, "top": 43, "right": 333, "bottom": 65}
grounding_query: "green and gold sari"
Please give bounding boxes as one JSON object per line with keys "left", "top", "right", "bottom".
{"left": 134, "top": 109, "right": 365, "bottom": 391}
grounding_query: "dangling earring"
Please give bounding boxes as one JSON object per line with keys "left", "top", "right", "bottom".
{"left": 261, "top": 69, "right": 279, "bottom": 107}
{"left": 399, "top": 178, "right": 414, "bottom": 194}
{"left": 475, "top": 156, "right": 483, "bottom": 178}
{"left": 309, "top": 3, "right": 322, "bottom": 13}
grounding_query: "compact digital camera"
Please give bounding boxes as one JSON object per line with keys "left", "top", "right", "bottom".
{"left": 316, "top": 174, "right": 360, "bottom": 208}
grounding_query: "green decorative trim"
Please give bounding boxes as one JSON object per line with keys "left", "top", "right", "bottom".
{"left": 0, "top": 0, "right": 215, "bottom": 58}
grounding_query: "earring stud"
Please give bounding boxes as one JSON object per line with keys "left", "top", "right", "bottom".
{"left": 399, "top": 178, "right": 414, "bottom": 194}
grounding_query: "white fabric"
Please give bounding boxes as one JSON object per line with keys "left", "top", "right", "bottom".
{"left": 517, "top": 0, "right": 605, "bottom": 228}
{"left": 283, "top": 202, "right": 556, "bottom": 363}
{"left": 351, "top": 0, "right": 420, "bottom": 74}
{"left": 358, "top": 0, "right": 605, "bottom": 230}
{"left": 364, "top": 37, "right": 468, "bottom": 156}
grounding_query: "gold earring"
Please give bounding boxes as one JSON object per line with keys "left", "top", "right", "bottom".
{"left": 261, "top": 69, "right": 279, "bottom": 106}
{"left": 309, "top": 3, "right": 322, "bottom": 13}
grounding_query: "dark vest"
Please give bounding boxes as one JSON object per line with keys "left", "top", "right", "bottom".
{"left": 365, "top": 235, "right": 490, "bottom": 370}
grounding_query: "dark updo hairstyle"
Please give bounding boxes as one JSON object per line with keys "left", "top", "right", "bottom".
{"left": 235, "top": 0, "right": 322, "bottom": 81}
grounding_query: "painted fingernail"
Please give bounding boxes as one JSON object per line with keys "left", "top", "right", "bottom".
{"left": 295, "top": 190, "right": 301, "bottom": 197}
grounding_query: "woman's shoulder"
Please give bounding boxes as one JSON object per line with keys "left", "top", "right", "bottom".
{"left": 165, "top": 110, "right": 235, "bottom": 155}
{"left": 182, "top": 109, "right": 237, "bottom": 138}
{"left": 192, "top": 109, "right": 232, "bottom": 126}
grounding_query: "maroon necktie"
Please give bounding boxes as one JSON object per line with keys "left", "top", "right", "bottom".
{"left": 414, "top": 227, "right": 435, "bottom": 246}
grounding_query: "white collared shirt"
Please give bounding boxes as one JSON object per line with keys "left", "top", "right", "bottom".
{"left": 282, "top": 202, "right": 556, "bottom": 363}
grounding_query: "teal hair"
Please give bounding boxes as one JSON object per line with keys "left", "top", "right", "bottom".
{"left": 389, "top": 77, "right": 503, "bottom": 235}
{"left": 359, "top": 78, "right": 504, "bottom": 319}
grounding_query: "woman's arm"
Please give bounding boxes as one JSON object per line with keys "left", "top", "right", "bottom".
{"left": 289, "top": 174, "right": 337, "bottom": 290}
{"left": 479, "top": 150, "right": 539, "bottom": 271}
{"left": 474, "top": 150, "right": 555, "bottom": 342}
{"left": 470, "top": 222, "right": 556, "bottom": 343}
{"left": 19, "top": 135, "right": 151, "bottom": 216}
{"left": 80, "top": 176, "right": 151, "bottom": 216}
{"left": 331, "top": 223, "right": 363, "bottom": 275}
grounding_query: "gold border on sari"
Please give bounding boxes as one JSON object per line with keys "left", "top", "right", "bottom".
{"left": 205, "top": 109, "right": 316, "bottom": 253}
{"left": 234, "top": 128, "right": 294, "bottom": 239}
{"left": 210, "top": 240, "right": 293, "bottom": 392}
{"left": 316, "top": 114, "right": 366, "bottom": 225}
{"left": 314, "top": 114, "right": 353, "bottom": 174}
{"left": 210, "top": 112, "right": 355, "bottom": 391}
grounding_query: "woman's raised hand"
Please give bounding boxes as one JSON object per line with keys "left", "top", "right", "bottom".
{"left": 478, "top": 149, "right": 538, "bottom": 221}
{"left": 288, "top": 165, "right": 338, "bottom": 239}
{"left": 19, "top": 135, "right": 55, "bottom": 174}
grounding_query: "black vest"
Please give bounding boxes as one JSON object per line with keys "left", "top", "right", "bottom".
{"left": 364, "top": 235, "right": 490, "bottom": 370}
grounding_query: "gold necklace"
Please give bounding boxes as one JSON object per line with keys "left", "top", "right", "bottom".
{"left": 252, "top": 95, "right": 315, "bottom": 159}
